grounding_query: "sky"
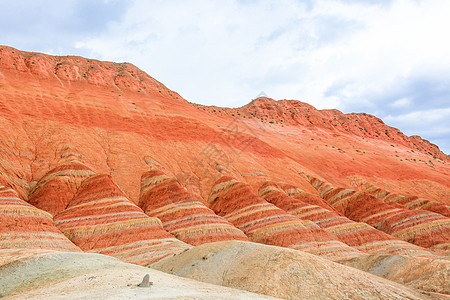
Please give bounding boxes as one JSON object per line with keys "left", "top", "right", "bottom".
{"left": 1, "top": 0, "right": 449, "bottom": 154}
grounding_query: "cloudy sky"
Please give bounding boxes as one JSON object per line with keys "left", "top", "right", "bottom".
{"left": 2, "top": 0, "right": 449, "bottom": 154}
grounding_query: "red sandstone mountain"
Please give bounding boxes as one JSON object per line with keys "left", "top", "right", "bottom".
{"left": 0, "top": 46, "right": 449, "bottom": 299}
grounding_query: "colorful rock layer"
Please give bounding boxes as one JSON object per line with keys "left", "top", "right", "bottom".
{"left": 28, "top": 160, "right": 95, "bottom": 216}
{"left": 208, "top": 176, "right": 365, "bottom": 261}
{"left": 308, "top": 176, "right": 450, "bottom": 255}
{"left": 54, "top": 174, "right": 191, "bottom": 265}
{"left": 0, "top": 184, "right": 80, "bottom": 252}
{"left": 359, "top": 183, "right": 450, "bottom": 218}
{"left": 139, "top": 168, "right": 249, "bottom": 245}
{"left": 260, "top": 181, "right": 437, "bottom": 258}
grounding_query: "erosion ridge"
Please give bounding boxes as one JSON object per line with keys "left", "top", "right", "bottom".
{"left": 1, "top": 46, "right": 450, "bottom": 299}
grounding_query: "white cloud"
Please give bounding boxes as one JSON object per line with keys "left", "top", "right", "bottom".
{"left": 75, "top": 0, "right": 450, "bottom": 108}
{"left": 384, "top": 108, "right": 450, "bottom": 126}
{"left": 390, "top": 97, "right": 411, "bottom": 108}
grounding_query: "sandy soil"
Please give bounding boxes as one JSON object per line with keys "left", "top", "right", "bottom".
{"left": 0, "top": 250, "right": 276, "bottom": 299}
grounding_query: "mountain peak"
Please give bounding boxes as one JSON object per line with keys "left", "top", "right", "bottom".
{"left": 0, "top": 45, "right": 183, "bottom": 101}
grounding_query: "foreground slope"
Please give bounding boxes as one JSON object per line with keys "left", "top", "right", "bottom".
{"left": 152, "top": 240, "right": 445, "bottom": 300}
{"left": 0, "top": 250, "right": 273, "bottom": 299}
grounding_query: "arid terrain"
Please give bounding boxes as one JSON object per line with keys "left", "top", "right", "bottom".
{"left": 0, "top": 46, "right": 449, "bottom": 299}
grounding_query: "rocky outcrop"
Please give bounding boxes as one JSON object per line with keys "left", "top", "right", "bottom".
{"left": 54, "top": 174, "right": 191, "bottom": 265}
{"left": 0, "top": 46, "right": 179, "bottom": 98}
{"left": 203, "top": 96, "right": 449, "bottom": 161}
{"left": 139, "top": 167, "right": 248, "bottom": 245}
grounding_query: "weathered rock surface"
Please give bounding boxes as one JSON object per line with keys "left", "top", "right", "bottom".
{"left": 28, "top": 152, "right": 95, "bottom": 216}
{"left": 359, "top": 182, "right": 450, "bottom": 218}
{"left": 260, "top": 181, "right": 440, "bottom": 258}
{"left": 340, "top": 253, "right": 450, "bottom": 294}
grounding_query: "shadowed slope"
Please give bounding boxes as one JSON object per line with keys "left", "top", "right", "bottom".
{"left": 138, "top": 167, "right": 248, "bottom": 245}
{"left": 54, "top": 174, "right": 191, "bottom": 265}
{"left": 0, "top": 183, "right": 80, "bottom": 252}
{"left": 208, "top": 176, "right": 365, "bottom": 261}
{"left": 309, "top": 176, "right": 450, "bottom": 255}
{"left": 259, "top": 181, "right": 438, "bottom": 258}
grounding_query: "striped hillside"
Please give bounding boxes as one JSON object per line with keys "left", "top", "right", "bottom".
{"left": 0, "top": 184, "right": 81, "bottom": 252}
{"left": 307, "top": 176, "right": 450, "bottom": 255}
{"left": 358, "top": 183, "right": 450, "bottom": 218}
{"left": 208, "top": 176, "right": 365, "bottom": 261}
{"left": 54, "top": 174, "right": 191, "bottom": 266}
{"left": 260, "top": 181, "right": 438, "bottom": 258}
{"left": 139, "top": 168, "right": 249, "bottom": 245}
{"left": 28, "top": 161, "right": 95, "bottom": 216}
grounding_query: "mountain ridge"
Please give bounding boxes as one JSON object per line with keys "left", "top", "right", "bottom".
{"left": 1, "top": 45, "right": 446, "bottom": 159}
{"left": 1, "top": 46, "right": 449, "bottom": 299}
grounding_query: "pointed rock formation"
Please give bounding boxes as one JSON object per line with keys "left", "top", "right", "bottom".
{"left": 138, "top": 166, "right": 249, "bottom": 245}
{"left": 0, "top": 183, "right": 80, "bottom": 252}
{"left": 54, "top": 174, "right": 191, "bottom": 265}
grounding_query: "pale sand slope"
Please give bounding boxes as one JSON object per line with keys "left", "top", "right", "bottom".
{"left": 151, "top": 241, "right": 446, "bottom": 300}
{"left": 339, "top": 254, "right": 450, "bottom": 295}
{"left": 0, "top": 250, "right": 276, "bottom": 299}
